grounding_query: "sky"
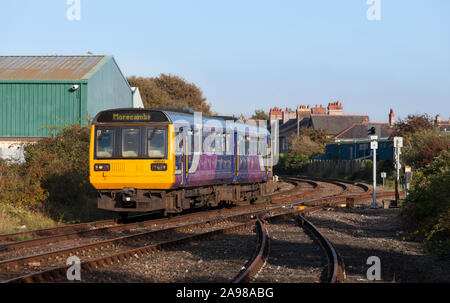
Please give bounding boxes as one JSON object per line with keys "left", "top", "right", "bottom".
{"left": 0, "top": 0, "right": 449, "bottom": 122}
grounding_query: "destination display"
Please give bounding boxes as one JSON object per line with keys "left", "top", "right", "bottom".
{"left": 95, "top": 110, "right": 169, "bottom": 123}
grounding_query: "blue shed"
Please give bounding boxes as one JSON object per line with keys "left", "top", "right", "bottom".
{"left": 315, "top": 138, "right": 394, "bottom": 161}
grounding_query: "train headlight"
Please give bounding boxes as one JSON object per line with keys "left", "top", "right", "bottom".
{"left": 151, "top": 163, "right": 167, "bottom": 171}
{"left": 94, "top": 164, "right": 110, "bottom": 171}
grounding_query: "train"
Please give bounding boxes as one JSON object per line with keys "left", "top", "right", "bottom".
{"left": 89, "top": 107, "right": 276, "bottom": 217}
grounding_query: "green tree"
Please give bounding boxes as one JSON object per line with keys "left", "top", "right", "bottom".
{"left": 299, "top": 127, "right": 330, "bottom": 145}
{"left": 286, "top": 133, "right": 324, "bottom": 157}
{"left": 402, "top": 128, "right": 450, "bottom": 169}
{"left": 392, "top": 114, "right": 436, "bottom": 138}
{"left": 128, "top": 74, "right": 212, "bottom": 115}
{"left": 400, "top": 151, "right": 450, "bottom": 257}
{"left": 250, "top": 109, "right": 269, "bottom": 120}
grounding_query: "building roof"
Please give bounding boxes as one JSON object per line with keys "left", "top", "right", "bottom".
{"left": 335, "top": 122, "right": 393, "bottom": 140}
{"left": 0, "top": 56, "right": 107, "bottom": 80}
{"left": 310, "top": 115, "right": 369, "bottom": 136}
{"left": 278, "top": 117, "right": 311, "bottom": 137}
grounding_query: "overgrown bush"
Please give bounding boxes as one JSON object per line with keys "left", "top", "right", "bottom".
{"left": 23, "top": 124, "right": 96, "bottom": 206}
{"left": 0, "top": 124, "right": 102, "bottom": 224}
{"left": 274, "top": 127, "right": 329, "bottom": 175}
{"left": 402, "top": 128, "right": 450, "bottom": 169}
{"left": 0, "top": 159, "right": 47, "bottom": 208}
{"left": 274, "top": 153, "right": 310, "bottom": 175}
{"left": 400, "top": 150, "right": 450, "bottom": 258}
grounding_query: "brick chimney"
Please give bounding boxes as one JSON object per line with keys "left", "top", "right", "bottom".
{"left": 269, "top": 107, "right": 283, "bottom": 122}
{"left": 311, "top": 104, "right": 326, "bottom": 115}
{"left": 282, "top": 107, "right": 296, "bottom": 123}
{"left": 296, "top": 105, "right": 311, "bottom": 120}
{"left": 327, "top": 101, "right": 343, "bottom": 115}
{"left": 435, "top": 114, "right": 441, "bottom": 124}
{"left": 389, "top": 109, "right": 395, "bottom": 127}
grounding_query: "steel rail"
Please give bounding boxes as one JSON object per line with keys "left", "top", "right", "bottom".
{"left": 4, "top": 219, "right": 258, "bottom": 283}
{"left": 2, "top": 178, "right": 398, "bottom": 283}
{"left": 0, "top": 178, "right": 310, "bottom": 248}
{"left": 0, "top": 179, "right": 313, "bottom": 251}
{"left": 297, "top": 214, "right": 346, "bottom": 282}
{"left": 0, "top": 182, "right": 354, "bottom": 282}
{"left": 232, "top": 218, "right": 269, "bottom": 283}
{"left": 0, "top": 219, "right": 118, "bottom": 245}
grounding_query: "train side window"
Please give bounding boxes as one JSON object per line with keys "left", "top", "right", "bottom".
{"left": 225, "top": 133, "right": 231, "bottom": 154}
{"left": 250, "top": 136, "right": 256, "bottom": 155}
{"left": 96, "top": 128, "right": 114, "bottom": 158}
{"left": 202, "top": 130, "right": 207, "bottom": 152}
{"left": 175, "top": 128, "right": 183, "bottom": 154}
{"left": 239, "top": 133, "right": 245, "bottom": 155}
{"left": 203, "top": 129, "right": 214, "bottom": 153}
{"left": 215, "top": 131, "right": 222, "bottom": 154}
{"left": 122, "top": 128, "right": 140, "bottom": 158}
{"left": 259, "top": 136, "right": 266, "bottom": 156}
{"left": 211, "top": 131, "right": 216, "bottom": 152}
{"left": 245, "top": 135, "right": 250, "bottom": 155}
{"left": 188, "top": 128, "right": 195, "bottom": 154}
{"left": 192, "top": 129, "right": 200, "bottom": 153}
{"left": 223, "top": 132, "right": 227, "bottom": 155}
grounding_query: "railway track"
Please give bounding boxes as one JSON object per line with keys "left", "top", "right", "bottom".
{"left": 0, "top": 178, "right": 317, "bottom": 254}
{"left": 2, "top": 177, "right": 399, "bottom": 283}
{"left": 235, "top": 203, "right": 347, "bottom": 283}
{"left": 0, "top": 177, "right": 313, "bottom": 246}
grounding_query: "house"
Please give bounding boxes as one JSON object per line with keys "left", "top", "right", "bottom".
{"left": 270, "top": 102, "right": 370, "bottom": 153}
{"left": 435, "top": 114, "right": 450, "bottom": 133}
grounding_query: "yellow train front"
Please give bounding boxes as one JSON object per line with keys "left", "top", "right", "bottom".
{"left": 90, "top": 108, "right": 275, "bottom": 216}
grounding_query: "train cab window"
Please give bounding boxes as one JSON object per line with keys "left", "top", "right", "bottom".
{"left": 96, "top": 129, "right": 114, "bottom": 158}
{"left": 147, "top": 127, "right": 167, "bottom": 158}
{"left": 122, "top": 128, "right": 140, "bottom": 158}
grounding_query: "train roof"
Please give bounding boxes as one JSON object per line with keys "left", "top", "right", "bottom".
{"left": 92, "top": 108, "right": 270, "bottom": 136}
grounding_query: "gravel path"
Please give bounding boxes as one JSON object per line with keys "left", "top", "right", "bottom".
{"left": 253, "top": 218, "right": 327, "bottom": 283}
{"left": 81, "top": 226, "right": 257, "bottom": 283}
{"left": 307, "top": 199, "right": 450, "bottom": 283}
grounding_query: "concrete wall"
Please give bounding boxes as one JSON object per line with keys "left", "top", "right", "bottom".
{"left": 0, "top": 140, "right": 28, "bottom": 162}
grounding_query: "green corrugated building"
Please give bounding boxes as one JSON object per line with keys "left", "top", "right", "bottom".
{"left": 0, "top": 55, "right": 133, "bottom": 160}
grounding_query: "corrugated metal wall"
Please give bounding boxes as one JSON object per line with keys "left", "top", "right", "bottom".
{"left": 0, "top": 82, "right": 82, "bottom": 137}
{"left": 87, "top": 58, "right": 132, "bottom": 119}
